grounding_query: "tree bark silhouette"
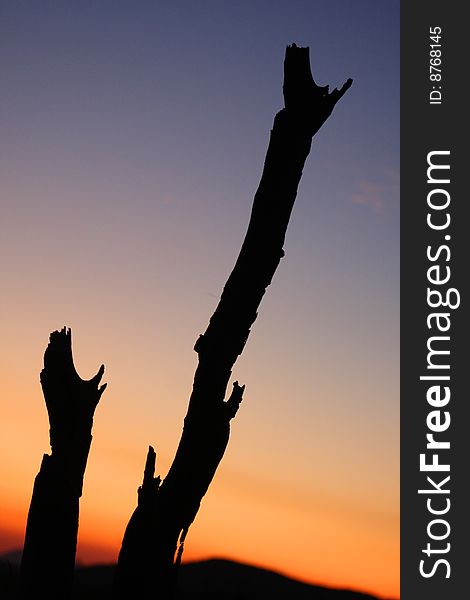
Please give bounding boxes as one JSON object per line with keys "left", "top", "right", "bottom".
{"left": 20, "top": 328, "right": 106, "bottom": 599}
{"left": 114, "top": 44, "right": 352, "bottom": 598}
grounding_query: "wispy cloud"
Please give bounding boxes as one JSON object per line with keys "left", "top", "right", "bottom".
{"left": 160, "top": 194, "right": 177, "bottom": 206}
{"left": 352, "top": 180, "right": 385, "bottom": 212}
{"left": 351, "top": 169, "right": 399, "bottom": 215}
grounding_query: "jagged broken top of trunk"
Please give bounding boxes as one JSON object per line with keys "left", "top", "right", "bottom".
{"left": 283, "top": 43, "right": 352, "bottom": 131}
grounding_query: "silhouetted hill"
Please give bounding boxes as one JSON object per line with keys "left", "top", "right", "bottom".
{"left": 0, "top": 551, "right": 394, "bottom": 600}
{"left": 0, "top": 549, "right": 22, "bottom": 567}
{"left": 175, "top": 559, "right": 387, "bottom": 600}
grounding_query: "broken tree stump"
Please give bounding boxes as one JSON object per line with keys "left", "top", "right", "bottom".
{"left": 20, "top": 328, "right": 107, "bottom": 599}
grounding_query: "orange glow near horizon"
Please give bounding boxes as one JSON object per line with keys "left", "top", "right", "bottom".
{"left": 1, "top": 425, "right": 399, "bottom": 599}
{"left": 0, "top": 331, "right": 399, "bottom": 599}
{"left": 0, "top": 485, "right": 399, "bottom": 599}
{"left": 0, "top": 309, "right": 399, "bottom": 600}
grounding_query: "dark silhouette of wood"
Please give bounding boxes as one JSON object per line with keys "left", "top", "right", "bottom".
{"left": 114, "top": 44, "right": 352, "bottom": 598}
{"left": 20, "top": 327, "right": 107, "bottom": 599}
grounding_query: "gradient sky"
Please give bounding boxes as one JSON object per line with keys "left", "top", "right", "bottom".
{"left": 0, "top": 1, "right": 399, "bottom": 598}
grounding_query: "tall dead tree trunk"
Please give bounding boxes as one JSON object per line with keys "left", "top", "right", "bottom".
{"left": 114, "top": 44, "right": 352, "bottom": 598}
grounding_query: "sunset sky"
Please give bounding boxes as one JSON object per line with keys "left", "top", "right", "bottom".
{"left": 1, "top": 1, "right": 399, "bottom": 598}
